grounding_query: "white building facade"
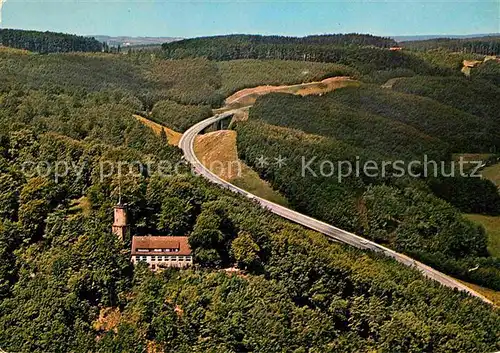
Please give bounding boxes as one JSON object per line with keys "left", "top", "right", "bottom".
{"left": 131, "top": 236, "right": 193, "bottom": 270}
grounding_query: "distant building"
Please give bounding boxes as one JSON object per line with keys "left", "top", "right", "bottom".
{"left": 389, "top": 46, "right": 402, "bottom": 51}
{"left": 112, "top": 203, "right": 128, "bottom": 241}
{"left": 131, "top": 236, "right": 193, "bottom": 270}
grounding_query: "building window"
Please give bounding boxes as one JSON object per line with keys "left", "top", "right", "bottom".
{"left": 141, "top": 256, "right": 147, "bottom": 262}
{"left": 157, "top": 256, "right": 163, "bottom": 261}
{"left": 151, "top": 256, "right": 156, "bottom": 261}
{"left": 186, "top": 256, "right": 192, "bottom": 261}
{"left": 179, "top": 257, "right": 184, "bottom": 261}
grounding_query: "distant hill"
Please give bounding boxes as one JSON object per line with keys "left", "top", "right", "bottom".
{"left": 160, "top": 34, "right": 454, "bottom": 75}
{"left": 393, "top": 33, "right": 500, "bottom": 42}
{"left": 0, "top": 28, "right": 102, "bottom": 53}
{"left": 400, "top": 35, "right": 500, "bottom": 55}
{"left": 92, "top": 35, "right": 181, "bottom": 47}
{"left": 163, "top": 33, "right": 398, "bottom": 49}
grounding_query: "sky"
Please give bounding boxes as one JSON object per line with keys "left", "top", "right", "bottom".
{"left": 1, "top": 0, "right": 499, "bottom": 38}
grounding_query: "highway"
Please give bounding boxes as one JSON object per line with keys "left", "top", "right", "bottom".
{"left": 179, "top": 110, "right": 493, "bottom": 305}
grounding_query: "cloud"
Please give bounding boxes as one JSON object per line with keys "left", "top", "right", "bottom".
{"left": 0, "top": 0, "right": 6, "bottom": 24}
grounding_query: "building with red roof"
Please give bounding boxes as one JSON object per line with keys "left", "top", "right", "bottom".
{"left": 111, "top": 202, "right": 193, "bottom": 270}
{"left": 131, "top": 236, "right": 193, "bottom": 270}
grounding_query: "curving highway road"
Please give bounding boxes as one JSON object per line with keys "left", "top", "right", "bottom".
{"left": 179, "top": 110, "right": 493, "bottom": 305}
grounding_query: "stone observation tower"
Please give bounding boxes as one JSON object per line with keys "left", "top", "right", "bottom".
{"left": 112, "top": 202, "right": 128, "bottom": 241}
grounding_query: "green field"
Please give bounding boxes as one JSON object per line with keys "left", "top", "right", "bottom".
{"left": 466, "top": 214, "right": 500, "bottom": 257}
{"left": 482, "top": 163, "right": 500, "bottom": 187}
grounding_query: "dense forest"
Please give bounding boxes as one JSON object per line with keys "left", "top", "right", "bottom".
{"left": 0, "top": 35, "right": 499, "bottom": 352}
{"left": 164, "top": 33, "right": 398, "bottom": 49}
{"left": 472, "top": 59, "right": 500, "bottom": 86}
{"left": 235, "top": 81, "right": 500, "bottom": 290}
{"left": 391, "top": 76, "right": 500, "bottom": 120}
{"left": 358, "top": 49, "right": 485, "bottom": 84}
{"left": 0, "top": 28, "right": 102, "bottom": 53}
{"left": 402, "top": 36, "right": 500, "bottom": 55}
{"left": 161, "top": 34, "right": 456, "bottom": 76}
{"left": 320, "top": 85, "right": 500, "bottom": 153}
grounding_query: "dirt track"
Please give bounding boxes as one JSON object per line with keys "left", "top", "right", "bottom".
{"left": 225, "top": 76, "right": 357, "bottom": 107}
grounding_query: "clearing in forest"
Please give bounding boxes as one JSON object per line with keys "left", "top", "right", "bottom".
{"left": 194, "top": 130, "right": 288, "bottom": 206}
{"left": 134, "top": 114, "right": 182, "bottom": 146}
{"left": 482, "top": 163, "right": 500, "bottom": 187}
{"left": 466, "top": 213, "right": 500, "bottom": 258}
{"left": 458, "top": 279, "right": 500, "bottom": 307}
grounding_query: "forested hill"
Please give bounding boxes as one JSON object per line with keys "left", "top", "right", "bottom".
{"left": 161, "top": 34, "right": 452, "bottom": 75}
{"left": 163, "top": 33, "right": 397, "bottom": 49}
{"left": 401, "top": 36, "right": 500, "bottom": 55}
{"left": 0, "top": 28, "right": 102, "bottom": 53}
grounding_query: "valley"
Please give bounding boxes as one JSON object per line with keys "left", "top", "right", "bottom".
{"left": 171, "top": 76, "right": 498, "bottom": 303}
{"left": 135, "top": 64, "right": 500, "bottom": 304}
